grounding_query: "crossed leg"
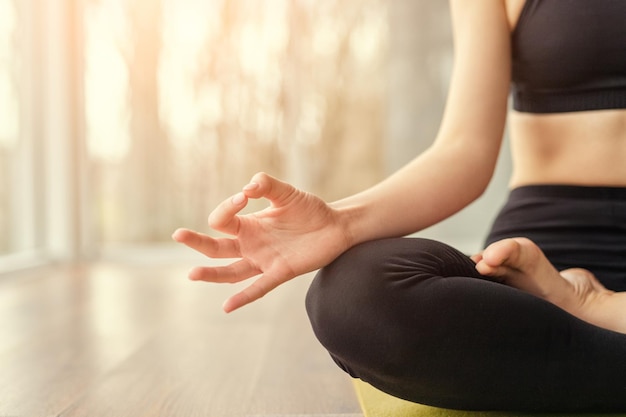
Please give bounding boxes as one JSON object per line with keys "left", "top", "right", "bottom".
{"left": 474, "top": 237, "right": 626, "bottom": 334}
{"left": 307, "top": 237, "right": 626, "bottom": 411}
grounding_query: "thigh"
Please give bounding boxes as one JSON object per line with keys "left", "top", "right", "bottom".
{"left": 306, "top": 237, "right": 626, "bottom": 412}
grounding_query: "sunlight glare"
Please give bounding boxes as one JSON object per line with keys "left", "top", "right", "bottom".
{"left": 85, "top": 1, "right": 131, "bottom": 162}
{"left": 238, "top": 2, "right": 287, "bottom": 78}
{"left": 159, "top": 0, "right": 217, "bottom": 147}
{"left": 350, "top": 8, "right": 387, "bottom": 64}
{"left": 313, "top": 18, "right": 341, "bottom": 57}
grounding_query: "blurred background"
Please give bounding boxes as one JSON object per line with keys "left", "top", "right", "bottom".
{"left": 0, "top": 0, "right": 511, "bottom": 271}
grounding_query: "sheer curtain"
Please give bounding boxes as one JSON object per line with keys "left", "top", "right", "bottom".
{"left": 83, "top": 0, "right": 388, "bottom": 245}
{"left": 0, "top": 0, "right": 506, "bottom": 262}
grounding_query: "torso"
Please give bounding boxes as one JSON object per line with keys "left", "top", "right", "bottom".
{"left": 504, "top": 0, "right": 626, "bottom": 188}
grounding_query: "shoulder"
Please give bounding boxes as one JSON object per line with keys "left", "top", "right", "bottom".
{"left": 436, "top": 0, "right": 512, "bottom": 150}
{"left": 449, "top": 0, "right": 511, "bottom": 35}
{"left": 446, "top": 0, "right": 511, "bottom": 85}
{"left": 449, "top": 0, "right": 525, "bottom": 33}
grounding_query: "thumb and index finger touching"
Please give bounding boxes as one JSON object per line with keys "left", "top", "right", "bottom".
{"left": 214, "top": 173, "right": 302, "bottom": 312}
{"left": 241, "top": 172, "right": 299, "bottom": 208}
{"left": 208, "top": 172, "right": 297, "bottom": 236}
{"left": 175, "top": 173, "right": 300, "bottom": 313}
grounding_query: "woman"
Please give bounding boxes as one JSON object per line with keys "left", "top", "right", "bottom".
{"left": 173, "top": 0, "right": 626, "bottom": 412}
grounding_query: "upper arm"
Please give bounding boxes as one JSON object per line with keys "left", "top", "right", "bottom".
{"left": 434, "top": 0, "right": 512, "bottom": 172}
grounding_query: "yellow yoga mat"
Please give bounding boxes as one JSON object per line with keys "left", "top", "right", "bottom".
{"left": 353, "top": 379, "right": 626, "bottom": 417}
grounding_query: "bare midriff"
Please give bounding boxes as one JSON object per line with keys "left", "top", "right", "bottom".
{"left": 507, "top": 110, "right": 626, "bottom": 188}
{"left": 503, "top": 0, "right": 626, "bottom": 189}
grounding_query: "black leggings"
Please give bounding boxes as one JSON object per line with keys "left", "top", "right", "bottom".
{"left": 305, "top": 186, "right": 626, "bottom": 412}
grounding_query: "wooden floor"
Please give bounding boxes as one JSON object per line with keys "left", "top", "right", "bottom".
{"left": 0, "top": 257, "right": 363, "bottom": 417}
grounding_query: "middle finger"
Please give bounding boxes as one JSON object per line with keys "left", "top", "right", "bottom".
{"left": 189, "top": 259, "right": 261, "bottom": 283}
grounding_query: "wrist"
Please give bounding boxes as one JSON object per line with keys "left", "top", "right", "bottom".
{"left": 329, "top": 199, "right": 371, "bottom": 249}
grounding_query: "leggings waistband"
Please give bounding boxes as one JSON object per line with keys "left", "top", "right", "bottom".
{"left": 510, "top": 184, "right": 626, "bottom": 201}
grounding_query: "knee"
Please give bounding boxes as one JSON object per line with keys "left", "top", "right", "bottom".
{"left": 305, "top": 240, "right": 384, "bottom": 356}
{"left": 306, "top": 237, "right": 477, "bottom": 336}
{"left": 304, "top": 238, "right": 461, "bottom": 374}
{"left": 304, "top": 238, "right": 486, "bottom": 379}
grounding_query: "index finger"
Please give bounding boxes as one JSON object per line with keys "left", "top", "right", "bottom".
{"left": 208, "top": 192, "right": 248, "bottom": 235}
{"left": 243, "top": 172, "right": 298, "bottom": 209}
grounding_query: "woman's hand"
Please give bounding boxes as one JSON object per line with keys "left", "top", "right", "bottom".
{"left": 172, "top": 172, "right": 352, "bottom": 313}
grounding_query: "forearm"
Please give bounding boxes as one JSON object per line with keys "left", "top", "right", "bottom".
{"left": 331, "top": 141, "right": 499, "bottom": 247}
{"left": 328, "top": 0, "right": 511, "bottom": 248}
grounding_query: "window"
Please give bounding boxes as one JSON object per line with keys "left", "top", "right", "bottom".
{"left": 1, "top": 0, "right": 505, "bottom": 266}
{"left": 0, "top": 0, "right": 82, "bottom": 269}
{"left": 0, "top": 0, "right": 41, "bottom": 261}
{"left": 83, "top": 0, "right": 388, "bottom": 246}
{"left": 1, "top": 0, "right": 391, "bottom": 265}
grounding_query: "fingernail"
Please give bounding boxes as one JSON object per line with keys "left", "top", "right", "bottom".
{"left": 171, "top": 228, "right": 184, "bottom": 241}
{"left": 188, "top": 267, "right": 200, "bottom": 281}
{"left": 243, "top": 182, "right": 259, "bottom": 191}
{"left": 232, "top": 192, "right": 246, "bottom": 205}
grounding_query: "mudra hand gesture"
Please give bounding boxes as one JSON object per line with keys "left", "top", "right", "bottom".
{"left": 173, "top": 172, "right": 351, "bottom": 313}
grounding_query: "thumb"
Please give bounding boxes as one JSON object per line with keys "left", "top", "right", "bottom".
{"left": 470, "top": 252, "right": 484, "bottom": 264}
{"left": 242, "top": 172, "right": 299, "bottom": 208}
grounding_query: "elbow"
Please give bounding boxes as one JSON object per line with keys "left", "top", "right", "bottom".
{"left": 468, "top": 161, "right": 498, "bottom": 203}
{"left": 439, "top": 141, "right": 500, "bottom": 204}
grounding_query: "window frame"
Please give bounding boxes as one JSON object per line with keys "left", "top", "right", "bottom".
{"left": 0, "top": 0, "right": 88, "bottom": 274}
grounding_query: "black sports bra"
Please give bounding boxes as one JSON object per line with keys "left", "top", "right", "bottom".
{"left": 511, "top": 0, "right": 626, "bottom": 113}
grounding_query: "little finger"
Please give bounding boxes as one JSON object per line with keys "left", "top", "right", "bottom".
{"left": 222, "top": 272, "right": 283, "bottom": 313}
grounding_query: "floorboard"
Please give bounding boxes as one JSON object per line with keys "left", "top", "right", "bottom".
{"left": 0, "top": 260, "right": 362, "bottom": 417}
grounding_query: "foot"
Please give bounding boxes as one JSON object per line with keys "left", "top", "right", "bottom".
{"left": 473, "top": 238, "right": 570, "bottom": 302}
{"left": 474, "top": 238, "right": 625, "bottom": 334}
